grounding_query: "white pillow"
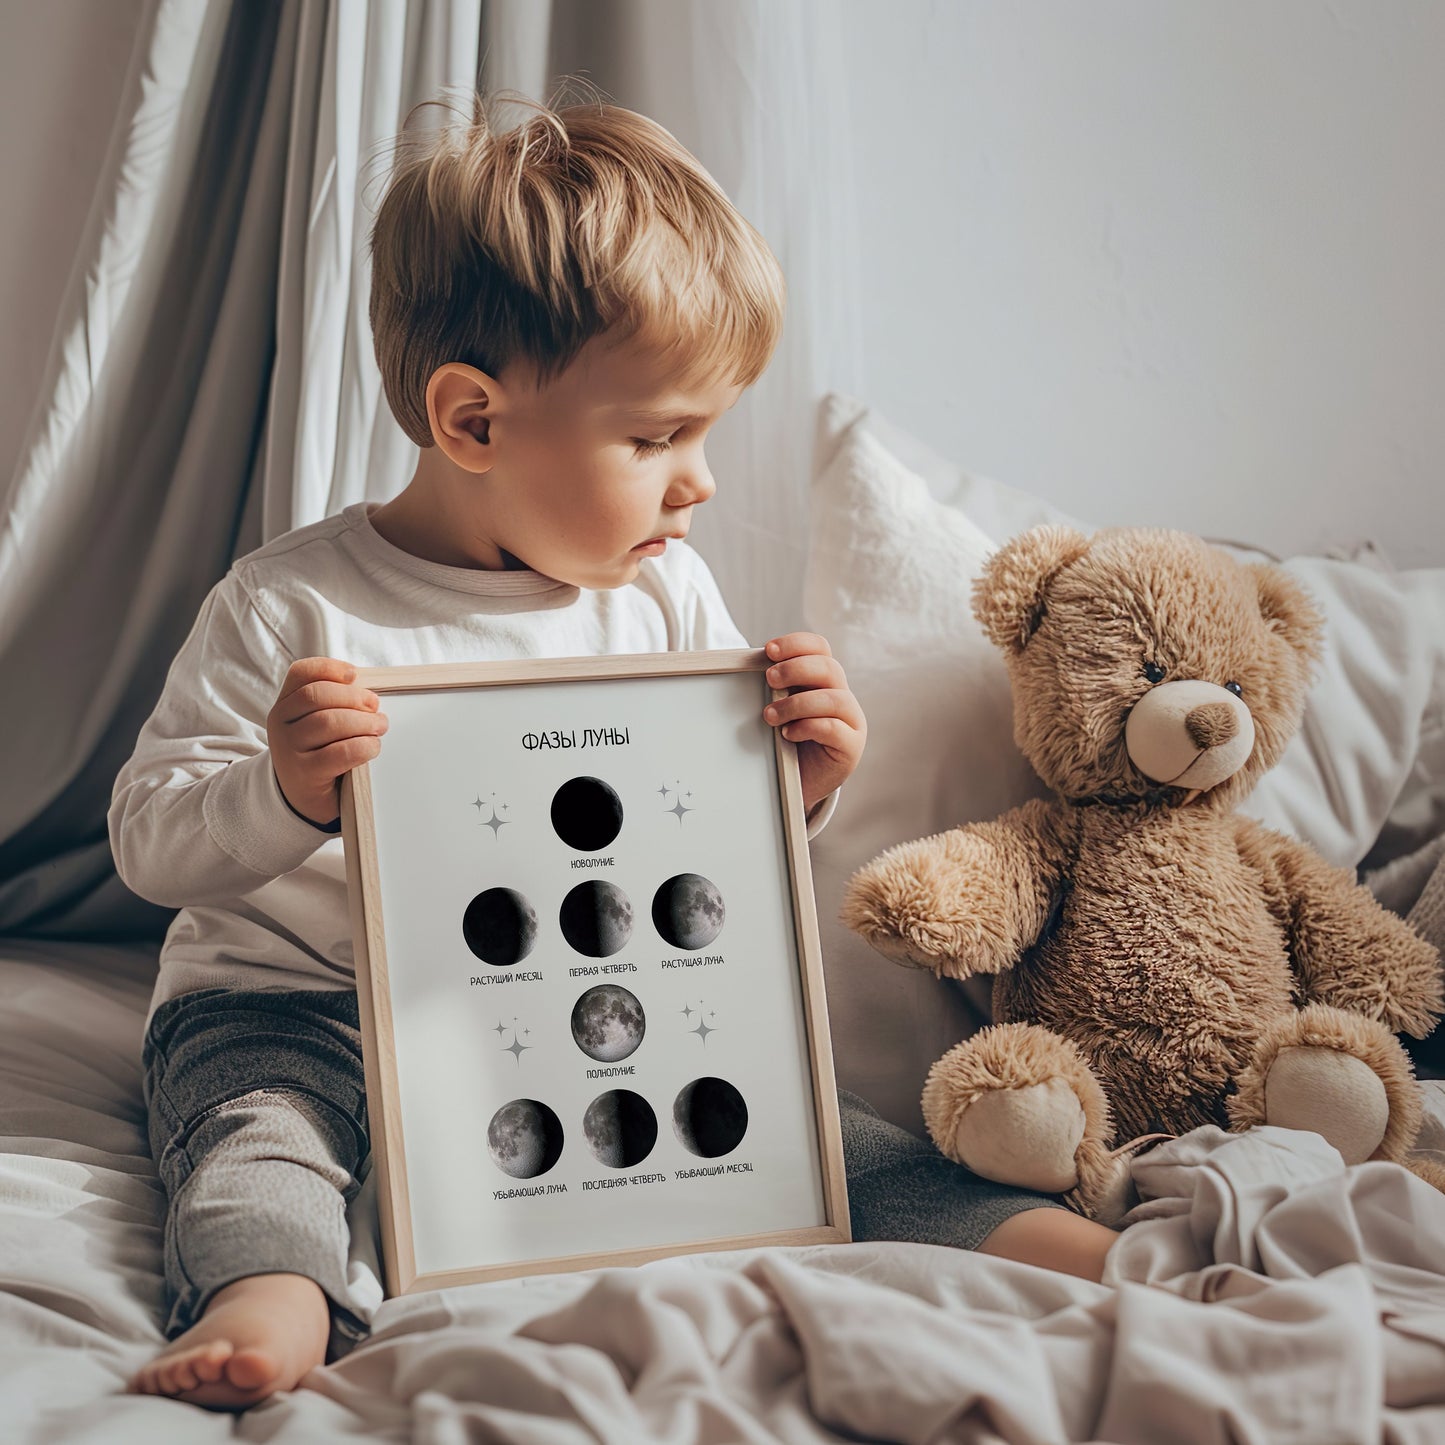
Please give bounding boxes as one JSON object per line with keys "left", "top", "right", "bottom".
{"left": 805, "top": 392, "right": 1437, "bottom": 1134}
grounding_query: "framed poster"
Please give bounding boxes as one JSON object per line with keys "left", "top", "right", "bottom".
{"left": 339, "top": 648, "right": 850, "bottom": 1296}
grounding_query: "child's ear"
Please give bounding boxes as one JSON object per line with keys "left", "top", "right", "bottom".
{"left": 426, "top": 363, "right": 501, "bottom": 472}
{"left": 972, "top": 525, "right": 1091, "bottom": 656}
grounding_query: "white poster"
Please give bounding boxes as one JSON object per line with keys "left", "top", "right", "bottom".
{"left": 362, "top": 663, "right": 830, "bottom": 1279}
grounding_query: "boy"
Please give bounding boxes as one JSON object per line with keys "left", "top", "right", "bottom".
{"left": 111, "top": 94, "right": 1114, "bottom": 1412}
{"left": 110, "top": 95, "right": 866, "bottom": 1411}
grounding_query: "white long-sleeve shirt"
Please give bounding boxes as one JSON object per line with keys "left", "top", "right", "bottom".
{"left": 111, "top": 502, "right": 831, "bottom": 1013}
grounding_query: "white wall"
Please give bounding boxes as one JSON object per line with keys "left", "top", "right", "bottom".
{"left": 0, "top": 0, "right": 145, "bottom": 481}
{"left": 839, "top": 0, "right": 1445, "bottom": 566}
{"left": 4, "top": 2, "right": 1442, "bottom": 567}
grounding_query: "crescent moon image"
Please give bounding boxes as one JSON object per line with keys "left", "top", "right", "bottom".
{"left": 673, "top": 1077, "right": 748, "bottom": 1158}
{"left": 461, "top": 887, "right": 538, "bottom": 966}
{"left": 559, "top": 879, "right": 633, "bottom": 957}
{"left": 570, "top": 984, "right": 645, "bottom": 1061}
{"left": 487, "top": 1098, "right": 564, "bottom": 1178}
{"left": 551, "top": 776, "right": 624, "bottom": 852}
{"left": 651, "top": 873, "right": 725, "bottom": 951}
{"left": 582, "top": 1089, "right": 657, "bottom": 1168}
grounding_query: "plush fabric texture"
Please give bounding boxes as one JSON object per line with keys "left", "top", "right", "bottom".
{"left": 922, "top": 1021, "right": 1114, "bottom": 1207}
{"left": 843, "top": 526, "right": 1444, "bottom": 1212}
{"left": 804, "top": 392, "right": 1444, "bottom": 1134}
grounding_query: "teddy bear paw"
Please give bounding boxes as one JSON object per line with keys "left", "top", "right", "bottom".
{"left": 1263, "top": 1045, "right": 1389, "bottom": 1165}
{"left": 948, "top": 1080, "right": 1086, "bottom": 1193}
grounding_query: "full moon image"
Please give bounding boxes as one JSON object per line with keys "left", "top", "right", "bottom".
{"left": 551, "top": 776, "right": 624, "bottom": 851}
{"left": 461, "top": 887, "right": 537, "bottom": 966}
{"left": 651, "top": 873, "right": 726, "bottom": 951}
{"left": 582, "top": 1089, "right": 657, "bottom": 1168}
{"left": 559, "top": 879, "right": 633, "bottom": 957}
{"left": 570, "top": 984, "right": 646, "bottom": 1061}
{"left": 487, "top": 1098, "right": 564, "bottom": 1178}
{"left": 673, "top": 1077, "right": 748, "bottom": 1158}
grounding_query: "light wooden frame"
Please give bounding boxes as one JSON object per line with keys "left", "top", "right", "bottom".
{"left": 340, "top": 648, "right": 850, "bottom": 1296}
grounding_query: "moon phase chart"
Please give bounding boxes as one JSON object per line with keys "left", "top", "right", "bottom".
{"left": 583, "top": 1088, "right": 658, "bottom": 1168}
{"left": 651, "top": 873, "right": 725, "bottom": 951}
{"left": 462, "top": 887, "right": 538, "bottom": 966}
{"left": 551, "top": 775, "right": 624, "bottom": 852}
{"left": 559, "top": 879, "right": 633, "bottom": 957}
{"left": 673, "top": 1076, "right": 749, "bottom": 1158}
{"left": 464, "top": 771, "right": 751, "bottom": 1190}
{"left": 487, "top": 1098, "right": 564, "bottom": 1178}
{"left": 570, "top": 984, "right": 645, "bottom": 1062}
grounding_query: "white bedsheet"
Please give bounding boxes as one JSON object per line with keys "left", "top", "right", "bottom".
{"left": 4, "top": 936, "right": 1445, "bottom": 1443}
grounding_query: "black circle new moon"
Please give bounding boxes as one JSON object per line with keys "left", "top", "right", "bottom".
{"left": 673, "top": 1077, "right": 748, "bottom": 1158}
{"left": 551, "top": 776, "right": 624, "bottom": 851}
{"left": 487, "top": 1098, "right": 564, "bottom": 1178}
{"left": 461, "top": 887, "right": 538, "bottom": 966}
{"left": 583, "top": 1089, "right": 658, "bottom": 1168}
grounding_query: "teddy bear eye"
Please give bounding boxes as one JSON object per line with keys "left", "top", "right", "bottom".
{"left": 1225, "top": 680, "right": 1243, "bottom": 697}
{"left": 1142, "top": 661, "right": 1166, "bottom": 684}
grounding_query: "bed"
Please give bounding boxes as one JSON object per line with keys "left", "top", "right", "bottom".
{"left": 5, "top": 397, "right": 1445, "bottom": 1442}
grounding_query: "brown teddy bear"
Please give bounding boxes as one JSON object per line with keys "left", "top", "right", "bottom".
{"left": 842, "top": 525, "right": 1445, "bottom": 1218}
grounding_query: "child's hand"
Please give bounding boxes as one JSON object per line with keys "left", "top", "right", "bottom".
{"left": 762, "top": 633, "right": 866, "bottom": 816}
{"left": 267, "top": 658, "right": 388, "bottom": 826}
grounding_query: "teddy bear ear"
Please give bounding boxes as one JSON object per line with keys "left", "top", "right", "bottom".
{"left": 1250, "top": 562, "right": 1324, "bottom": 659}
{"left": 972, "top": 525, "right": 1091, "bottom": 655}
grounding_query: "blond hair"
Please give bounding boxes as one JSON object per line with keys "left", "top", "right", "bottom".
{"left": 369, "top": 91, "right": 786, "bottom": 447}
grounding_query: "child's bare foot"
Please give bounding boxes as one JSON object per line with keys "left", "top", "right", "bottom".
{"left": 129, "top": 1273, "right": 330, "bottom": 1410}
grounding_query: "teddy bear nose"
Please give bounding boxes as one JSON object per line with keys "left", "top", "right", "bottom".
{"left": 1185, "top": 702, "right": 1238, "bottom": 750}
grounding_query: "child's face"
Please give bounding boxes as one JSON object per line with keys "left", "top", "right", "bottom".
{"left": 467, "top": 334, "right": 745, "bottom": 589}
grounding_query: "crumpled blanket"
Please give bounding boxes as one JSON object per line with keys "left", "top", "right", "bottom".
{"left": 21, "top": 1125, "right": 1443, "bottom": 1445}
{"left": 7, "top": 938, "right": 1445, "bottom": 1444}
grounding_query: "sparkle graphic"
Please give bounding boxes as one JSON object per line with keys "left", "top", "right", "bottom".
{"left": 685, "top": 1000, "right": 716, "bottom": 1044}
{"left": 680, "top": 1003, "right": 694, "bottom": 1020}
{"left": 657, "top": 783, "right": 672, "bottom": 799}
{"left": 493, "top": 1021, "right": 507, "bottom": 1037}
{"left": 666, "top": 780, "right": 694, "bottom": 825}
{"left": 500, "top": 1017, "right": 532, "bottom": 1064}
{"left": 473, "top": 791, "right": 509, "bottom": 838}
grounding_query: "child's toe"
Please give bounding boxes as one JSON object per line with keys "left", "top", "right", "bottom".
{"left": 158, "top": 1357, "right": 190, "bottom": 1393}
{"left": 226, "top": 1348, "right": 281, "bottom": 1392}
{"left": 192, "top": 1345, "right": 232, "bottom": 1384}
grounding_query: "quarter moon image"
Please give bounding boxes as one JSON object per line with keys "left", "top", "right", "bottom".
{"left": 559, "top": 879, "right": 633, "bottom": 957}
{"left": 582, "top": 1089, "right": 657, "bottom": 1168}
{"left": 487, "top": 1098, "right": 564, "bottom": 1178}
{"left": 570, "top": 984, "right": 646, "bottom": 1061}
{"left": 461, "top": 887, "right": 537, "bottom": 966}
{"left": 651, "top": 873, "right": 726, "bottom": 951}
{"left": 551, "top": 775, "right": 624, "bottom": 851}
{"left": 673, "top": 1077, "right": 748, "bottom": 1158}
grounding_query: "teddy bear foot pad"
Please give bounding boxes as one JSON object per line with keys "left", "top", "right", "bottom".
{"left": 951, "top": 1079, "right": 1087, "bottom": 1193}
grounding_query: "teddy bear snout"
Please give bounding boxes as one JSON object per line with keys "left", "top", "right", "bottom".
{"left": 1185, "top": 701, "right": 1238, "bottom": 750}
{"left": 1124, "top": 679, "right": 1255, "bottom": 795}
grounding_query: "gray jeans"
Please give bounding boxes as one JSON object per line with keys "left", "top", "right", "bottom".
{"left": 837, "top": 1088, "right": 1066, "bottom": 1249}
{"left": 142, "top": 987, "right": 372, "bottom": 1350}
